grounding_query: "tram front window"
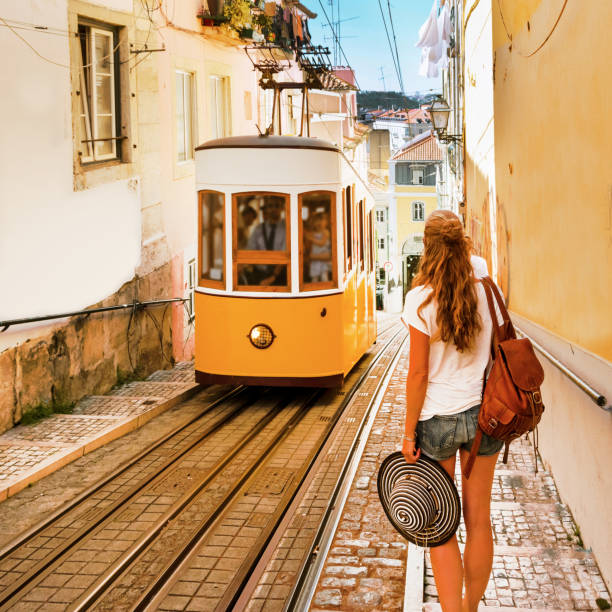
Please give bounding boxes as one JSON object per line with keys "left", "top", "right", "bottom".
{"left": 199, "top": 191, "right": 224, "bottom": 286}
{"left": 234, "top": 193, "right": 290, "bottom": 289}
{"left": 300, "top": 191, "right": 336, "bottom": 290}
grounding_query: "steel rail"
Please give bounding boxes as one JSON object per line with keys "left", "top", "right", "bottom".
{"left": 131, "top": 390, "right": 324, "bottom": 612}
{"left": 0, "top": 387, "right": 258, "bottom": 608}
{"left": 229, "top": 323, "right": 406, "bottom": 611}
{"left": 68, "top": 393, "right": 307, "bottom": 612}
{"left": 0, "top": 385, "right": 251, "bottom": 560}
{"left": 0, "top": 297, "right": 187, "bottom": 332}
{"left": 284, "top": 331, "right": 408, "bottom": 611}
{"left": 0, "top": 391, "right": 288, "bottom": 611}
{"left": 515, "top": 326, "right": 609, "bottom": 410}
{"left": 0, "top": 385, "right": 246, "bottom": 560}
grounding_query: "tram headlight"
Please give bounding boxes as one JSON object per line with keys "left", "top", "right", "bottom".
{"left": 248, "top": 324, "right": 276, "bottom": 349}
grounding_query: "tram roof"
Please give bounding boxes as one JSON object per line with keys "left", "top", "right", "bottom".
{"left": 195, "top": 135, "right": 340, "bottom": 154}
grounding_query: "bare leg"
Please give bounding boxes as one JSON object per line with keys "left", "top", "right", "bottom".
{"left": 459, "top": 450, "right": 499, "bottom": 612}
{"left": 429, "top": 454, "right": 463, "bottom": 612}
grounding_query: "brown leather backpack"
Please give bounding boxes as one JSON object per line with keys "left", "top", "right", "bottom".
{"left": 463, "top": 277, "right": 545, "bottom": 479}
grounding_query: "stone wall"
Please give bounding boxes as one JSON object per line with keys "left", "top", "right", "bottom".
{"left": 0, "top": 264, "right": 174, "bottom": 434}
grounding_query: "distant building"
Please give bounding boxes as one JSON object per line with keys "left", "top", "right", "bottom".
{"left": 388, "top": 131, "right": 442, "bottom": 297}
{"left": 372, "top": 106, "right": 432, "bottom": 153}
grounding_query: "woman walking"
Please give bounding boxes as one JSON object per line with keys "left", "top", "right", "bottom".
{"left": 401, "top": 210, "right": 502, "bottom": 612}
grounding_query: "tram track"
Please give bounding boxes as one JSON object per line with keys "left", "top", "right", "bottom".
{"left": 0, "top": 321, "right": 403, "bottom": 611}
{"left": 143, "top": 324, "right": 406, "bottom": 612}
{"left": 0, "top": 386, "right": 266, "bottom": 609}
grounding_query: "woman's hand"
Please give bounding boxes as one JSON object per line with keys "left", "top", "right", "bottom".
{"left": 402, "top": 438, "right": 421, "bottom": 464}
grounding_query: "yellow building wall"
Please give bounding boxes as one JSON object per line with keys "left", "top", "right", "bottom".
{"left": 463, "top": 0, "right": 612, "bottom": 590}
{"left": 395, "top": 185, "right": 438, "bottom": 248}
{"left": 465, "top": 0, "right": 612, "bottom": 361}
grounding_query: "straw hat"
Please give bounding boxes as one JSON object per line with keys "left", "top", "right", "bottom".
{"left": 377, "top": 452, "right": 461, "bottom": 547}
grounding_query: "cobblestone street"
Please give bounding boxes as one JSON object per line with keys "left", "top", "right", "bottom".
{"left": 311, "top": 331, "right": 611, "bottom": 611}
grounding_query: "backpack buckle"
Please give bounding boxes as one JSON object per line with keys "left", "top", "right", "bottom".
{"left": 532, "top": 391, "right": 542, "bottom": 405}
{"left": 488, "top": 417, "right": 498, "bottom": 428}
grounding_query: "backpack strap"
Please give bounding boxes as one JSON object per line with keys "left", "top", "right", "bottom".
{"left": 464, "top": 279, "right": 499, "bottom": 480}
{"left": 482, "top": 276, "right": 517, "bottom": 340}
{"left": 463, "top": 428, "right": 483, "bottom": 479}
{"left": 480, "top": 278, "right": 499, "bottom": 357}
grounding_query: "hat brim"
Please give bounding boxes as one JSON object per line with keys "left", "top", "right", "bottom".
{"left": 377, "top": 452, "right": 461, "bottom": 547}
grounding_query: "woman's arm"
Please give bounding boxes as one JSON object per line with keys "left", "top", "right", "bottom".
{"left": 402, "top": 325, "right": 430, "bottom": 463}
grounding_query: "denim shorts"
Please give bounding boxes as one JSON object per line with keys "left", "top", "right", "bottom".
{"left": 416, "top": 405, "right": 503, "bottom": 462}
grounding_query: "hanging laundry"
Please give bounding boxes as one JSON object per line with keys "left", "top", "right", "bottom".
{"left": 416, "top": 0, "right": 451, "bottom": 79}
{"left": 264, "top": 1, "right": 276, "bottom": 17}
{"left": 416, "top": 0, "right": 439, "bottom": 49}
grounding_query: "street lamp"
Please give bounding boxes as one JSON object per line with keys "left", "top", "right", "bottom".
{"left": 429, "top": 96, "right": 462, "bottom": 144}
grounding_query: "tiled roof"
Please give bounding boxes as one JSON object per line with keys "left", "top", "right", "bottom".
{"left": 390, "top": 130, "right": 442, "bottom": 161}
{"left": 374, "top": 107, "right": 431, "bottom": 124}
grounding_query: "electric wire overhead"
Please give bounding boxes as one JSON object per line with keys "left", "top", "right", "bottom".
{"left": 376, "top": 0, "right": 404, "bottom": 94}
{"left": 316, "top": 0, "right": 361, "bottom": 90}
{"left": 385, "top": 0, "right": 404, "bottom": 93}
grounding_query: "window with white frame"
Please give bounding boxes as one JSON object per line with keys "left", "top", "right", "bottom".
{"left": 77, "top": 22, "right": 120, "bottom": 163}
{"left": 210, "top": 75, "right": 229, "bottom": 139}
{"left": 412, "top": 168, "right": 424, "bottom": 185}
{"left": 376, "top": 209, "right": 385, "bottom": 223}
{"left": 378, "top": 237, "right": 385, "bottom": 249}
{"left": 412, "top": 201, "right": 425, "bottom": 222}
{"left": 176, "top": 71, "right": 194, "bottom": 162}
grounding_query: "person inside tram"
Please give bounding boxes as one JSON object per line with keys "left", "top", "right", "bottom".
{"left": 401, "top": 210, "right": 503, "bottom": 612}
{"left": 305, "top": 211, "right": 332, "bottom": 282}
{"left": 245, "top": 196, "right": 287, "bottom": 286}
{"left": 237, "top": 201, "right": 257, "bottom": 249}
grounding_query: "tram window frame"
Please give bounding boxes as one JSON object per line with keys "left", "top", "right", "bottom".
{"left": 298, "top": 191, "right": 337, "bottom": 292}
{"left": 198, "top": 190, "right": 225, "bottom": 290}
{"left": 368, "top": 210, "right": 375, "bottom": 272}
{"left": 358, "top": 199, "right": 365, "bottom": 272}
{"left": 343, "top": 186, "right": 353, "bottom": 275}
{"left": 232, "top": 191, "right": 291, "bottom": 292}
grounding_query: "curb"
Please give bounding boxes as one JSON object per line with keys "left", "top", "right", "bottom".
{"left": 0, "top": 382, "right": 201, "bottom": 502}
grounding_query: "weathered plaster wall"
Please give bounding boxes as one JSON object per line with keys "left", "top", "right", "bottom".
{"left": 463, "top": 0, "right": 497, "bottom": 281}
{"left": 463, "top": 0, "right": 612, "bottom": 589}
{"left": 0, "top": 2, "right": 141, "bottom": 336}
{"left": 0, "top": 264, "right": 173, "bottom": 434}
{"left": 491, "top": 0, "right": 612, "bottom": 360}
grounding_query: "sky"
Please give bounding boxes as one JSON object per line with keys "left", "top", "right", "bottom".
{"left": 306, "top": 0, "right": 442, "bottom": 95}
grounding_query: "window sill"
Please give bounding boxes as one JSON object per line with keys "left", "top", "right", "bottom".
{"left": 74, "top": 158, "right": 135, "bottom": 191}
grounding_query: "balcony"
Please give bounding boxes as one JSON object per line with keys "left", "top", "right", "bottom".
{"left": 197, "top": 0, "right": 315, "bottom": 48}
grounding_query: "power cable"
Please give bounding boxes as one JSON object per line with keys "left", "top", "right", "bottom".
{"left": 316, "top": 0, "right": 361, "bottom": 90}
{"left": 376, "top": 0, "right": 401, "bottom": 93}
{"left": 385, "top": 0, "right": 404, "bottom": 93}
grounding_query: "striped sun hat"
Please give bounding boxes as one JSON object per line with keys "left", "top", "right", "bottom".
{"left": 377, "top": 452, "right": 461, "bottom": 547}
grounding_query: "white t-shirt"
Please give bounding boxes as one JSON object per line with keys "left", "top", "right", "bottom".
{"left": 401, "top": 282, "right": 503, "bottom": 421}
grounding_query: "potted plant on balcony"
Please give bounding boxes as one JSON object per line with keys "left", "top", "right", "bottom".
{"left": 197, "top": 2, "right": 229, "bottom": 27}
{"left": 223, "top": 0, "right": 252, "bottom": 32}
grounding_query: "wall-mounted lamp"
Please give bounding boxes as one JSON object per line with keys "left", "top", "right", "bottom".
{"left": 429, "top": 97, "right": 463, "bottom": 144}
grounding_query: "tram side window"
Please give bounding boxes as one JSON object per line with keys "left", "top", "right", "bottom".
{"left": 234, "top": 193, "right": 290, "bottom": 289}
{"left": 358, "top": 200, "right": 365, "bottom": 271}
{"left": 344, "top": 187, "right": 352, "bottom": 273}
{"left": 368, "top": 211, "right": 375, "bottom": 272}
{"left": 300, "top": 191, "right": 336, "bottom": 290}
{"left": 199, "top": 191, "right": 225, "bottom": 286}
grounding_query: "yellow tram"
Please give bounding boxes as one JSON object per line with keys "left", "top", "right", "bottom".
{"left": 194, "top": 135, "right": 376, "bottom": 387}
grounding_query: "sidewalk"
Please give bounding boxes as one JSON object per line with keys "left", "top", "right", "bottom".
{"left": 0, "top": 362, "right": 199, "bottom": 501}
{"left": 311, "top": 328, "right": 611, "bottom": 611}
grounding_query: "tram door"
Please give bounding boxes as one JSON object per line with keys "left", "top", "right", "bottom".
{"left": 402, "top": 255, "right": 421, "bottom": 299}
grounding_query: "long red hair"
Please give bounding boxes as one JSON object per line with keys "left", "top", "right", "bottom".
{"left": 412, "top": 210, "right": 481, "bottom": 352}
